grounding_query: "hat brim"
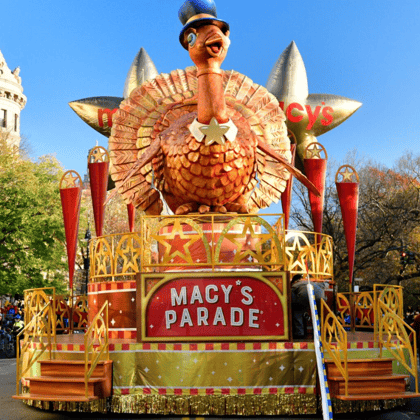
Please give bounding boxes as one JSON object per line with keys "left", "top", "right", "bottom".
{"left": 180, "top": 18, "right": 229, "bottom": 49}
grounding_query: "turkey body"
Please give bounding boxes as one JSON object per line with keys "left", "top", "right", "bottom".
{"left": 159, "top": 110, "right": 257, "bottom": 212}
{"left": 109, "top": 67, "right": 291, "bottom": 215}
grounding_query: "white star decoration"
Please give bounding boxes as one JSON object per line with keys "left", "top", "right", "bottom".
{"left": 144, "top": 367, "right": 149, "bottom": 373}
{"left": 236, "top": 280, "right": 242, "bottom": 286}
{"left": 227, "top": 377, "right": 233, "bottom": 382}
{"left": 279, "top": 365, "right": 285, "bottom": 371}
{"left": 198, "top": 117, "right": 230, "bottom": 146}
{"left": 298, "top": 366, "right": 304, "bottom": 372}
{"left": 111, "top": 319, "right": 116, "bottom": 326}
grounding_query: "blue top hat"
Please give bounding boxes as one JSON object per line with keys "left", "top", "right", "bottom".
{"left": 179, "top": 0, "right": 229, "bottom": 49}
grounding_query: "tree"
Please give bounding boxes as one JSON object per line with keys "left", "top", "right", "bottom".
{"left": 290, "top": 151, "right": 420, "bottom": 296}
{"left": 0, "top": 135, "right": 68, "bottom": 295}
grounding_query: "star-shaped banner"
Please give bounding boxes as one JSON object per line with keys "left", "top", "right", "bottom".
{"left": 266, "top": 41, "right": 362, "bottom": 168}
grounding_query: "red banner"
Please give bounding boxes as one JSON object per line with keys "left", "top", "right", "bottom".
{"left": 88, "top": 161, "right": 109, "bottom": 237}
{"left": 304, "top": 144, "right": 328, "bottom": 234}
{"left": 127, "top": 203, "right": 135, "bottom": 232}
{"left": 281, "top": 144, "right": 296, "bottom": 230}
{"left": 336, "top": 182, "right": 359, "bottom": 283}
{"left": 144, "top": 276, "right": 286, "bottom": 339}
{"left": 60, "top": 186, "right": 82, "bottom": 290}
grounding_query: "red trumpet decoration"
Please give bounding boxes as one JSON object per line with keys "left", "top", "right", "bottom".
{"left": 88, "top": 146, "right": 109, "bottom": 237}
{"left": 281, "top": 143, "right": 296, "bottom": 230}
{"left": 59, "top": 170, "right": 82, "bottom": 290}
{"left": 303, "top": 142, "right": 328, "bottom": 234}
{"left": 336, "top": 165, "right": 359, "bottom": 284}
{"left": 127, "top": 203, "right": 136, "bottom": 232}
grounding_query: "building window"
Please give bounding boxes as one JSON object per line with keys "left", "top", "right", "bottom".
{"left": 0, "top": 109, "right": 6, "bottom": 128}
{"left": 14, "top": 114, "right": 18, "bottom": 132}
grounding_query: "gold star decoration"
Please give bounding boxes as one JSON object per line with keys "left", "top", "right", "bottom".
{"left": 116, "top": 236, "right": 141, "bottom": 273}
{"left": 304, "top": 142, "right": 327, "bottom": 160}
{"left": 335, "top": 165, "right": 359, "bottom": 184}
{"left": 199, "top": 117, "right": 230, "bottom": 146}
{"left": 222, "top": 218, "right": 273, "bottom": 265}
{"left": 285, "top": 232, "right": 316, "bottom": 274}
{"left": 152, "top": 220, "right": 202, "bottom": 265}
{"left": 266, "top": 41, "right": 362, "bottom": 168}
{"left": 60, "top": 170, "right": 82, "bottom": 189}
{"left": 88, "top": 146, "right": 109, "bottom": 164}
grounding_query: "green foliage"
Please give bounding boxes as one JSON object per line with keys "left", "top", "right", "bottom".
{"left": 0, "top": 137, "right": 67, "bottom": 294}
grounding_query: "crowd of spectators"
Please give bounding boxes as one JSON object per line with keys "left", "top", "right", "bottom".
{"left": 0, "top": 295, "right": 24, "bottom": 325}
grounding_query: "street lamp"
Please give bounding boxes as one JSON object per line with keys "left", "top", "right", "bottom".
{"left": 83, "top": 226, "right": 92, "bottom": 295}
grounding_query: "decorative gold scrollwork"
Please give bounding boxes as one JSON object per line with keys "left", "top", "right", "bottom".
{"left": 89, "top": 214, "right": 333, "bottom": 281}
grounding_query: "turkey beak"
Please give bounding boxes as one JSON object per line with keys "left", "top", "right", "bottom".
{"left": 205, "top": 34, "right": 225, "bottom": 57}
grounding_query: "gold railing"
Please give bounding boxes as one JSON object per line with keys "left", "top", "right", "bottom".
{"left": 321, "top": 299, "right": 348, "bottom": 396}
{"left": 374, "top": 284, "right": 403, "bottom": 341}
{"left": 89, "top": 214, "right": 334, "bottom": 282}
{"left": 378, "top": 299, "right": 418, "bottom": 393}
{"left": 25, "top": 288, "right": 88, "bottom": 335}
{"left": 336, "top": 291, "right": 375, "bottom": 331}
{"left": 336, "top": 286, "right": 403, "bottom": 333}
{"left": 15, "top": 302, "right": 54, "bottom": 397}
{"left": 24, "top": 287, "right": 56, "bottom": 338}
{"left": 285, "top": 230, "right": 334, "bottom": 280}
{"left": 84, "top": 300, "right": 109, "bottom": 399}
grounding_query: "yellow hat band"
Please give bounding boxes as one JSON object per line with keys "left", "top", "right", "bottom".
{"left": 186, "top": 13, "right": 215, "bottom": 25}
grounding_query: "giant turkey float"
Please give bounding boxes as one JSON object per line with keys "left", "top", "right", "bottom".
{"left": 12, "top": 0, "right": 420, "bottom": 417}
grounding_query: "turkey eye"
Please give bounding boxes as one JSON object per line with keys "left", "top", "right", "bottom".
{"left": 187, "top": 32, "right": 197, "bottom": 47}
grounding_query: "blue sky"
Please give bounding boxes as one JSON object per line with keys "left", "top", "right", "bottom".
{"left": 2, "top": 0, "right": 420, "bottom": 184}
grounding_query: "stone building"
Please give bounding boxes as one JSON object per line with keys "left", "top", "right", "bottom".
{"left": 0, "top": 49, "right": 26, "bottom": 148}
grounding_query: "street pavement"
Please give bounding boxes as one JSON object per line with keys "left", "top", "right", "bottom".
{"left": 1, "top": 356, "right": 420, "bottom": 420}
